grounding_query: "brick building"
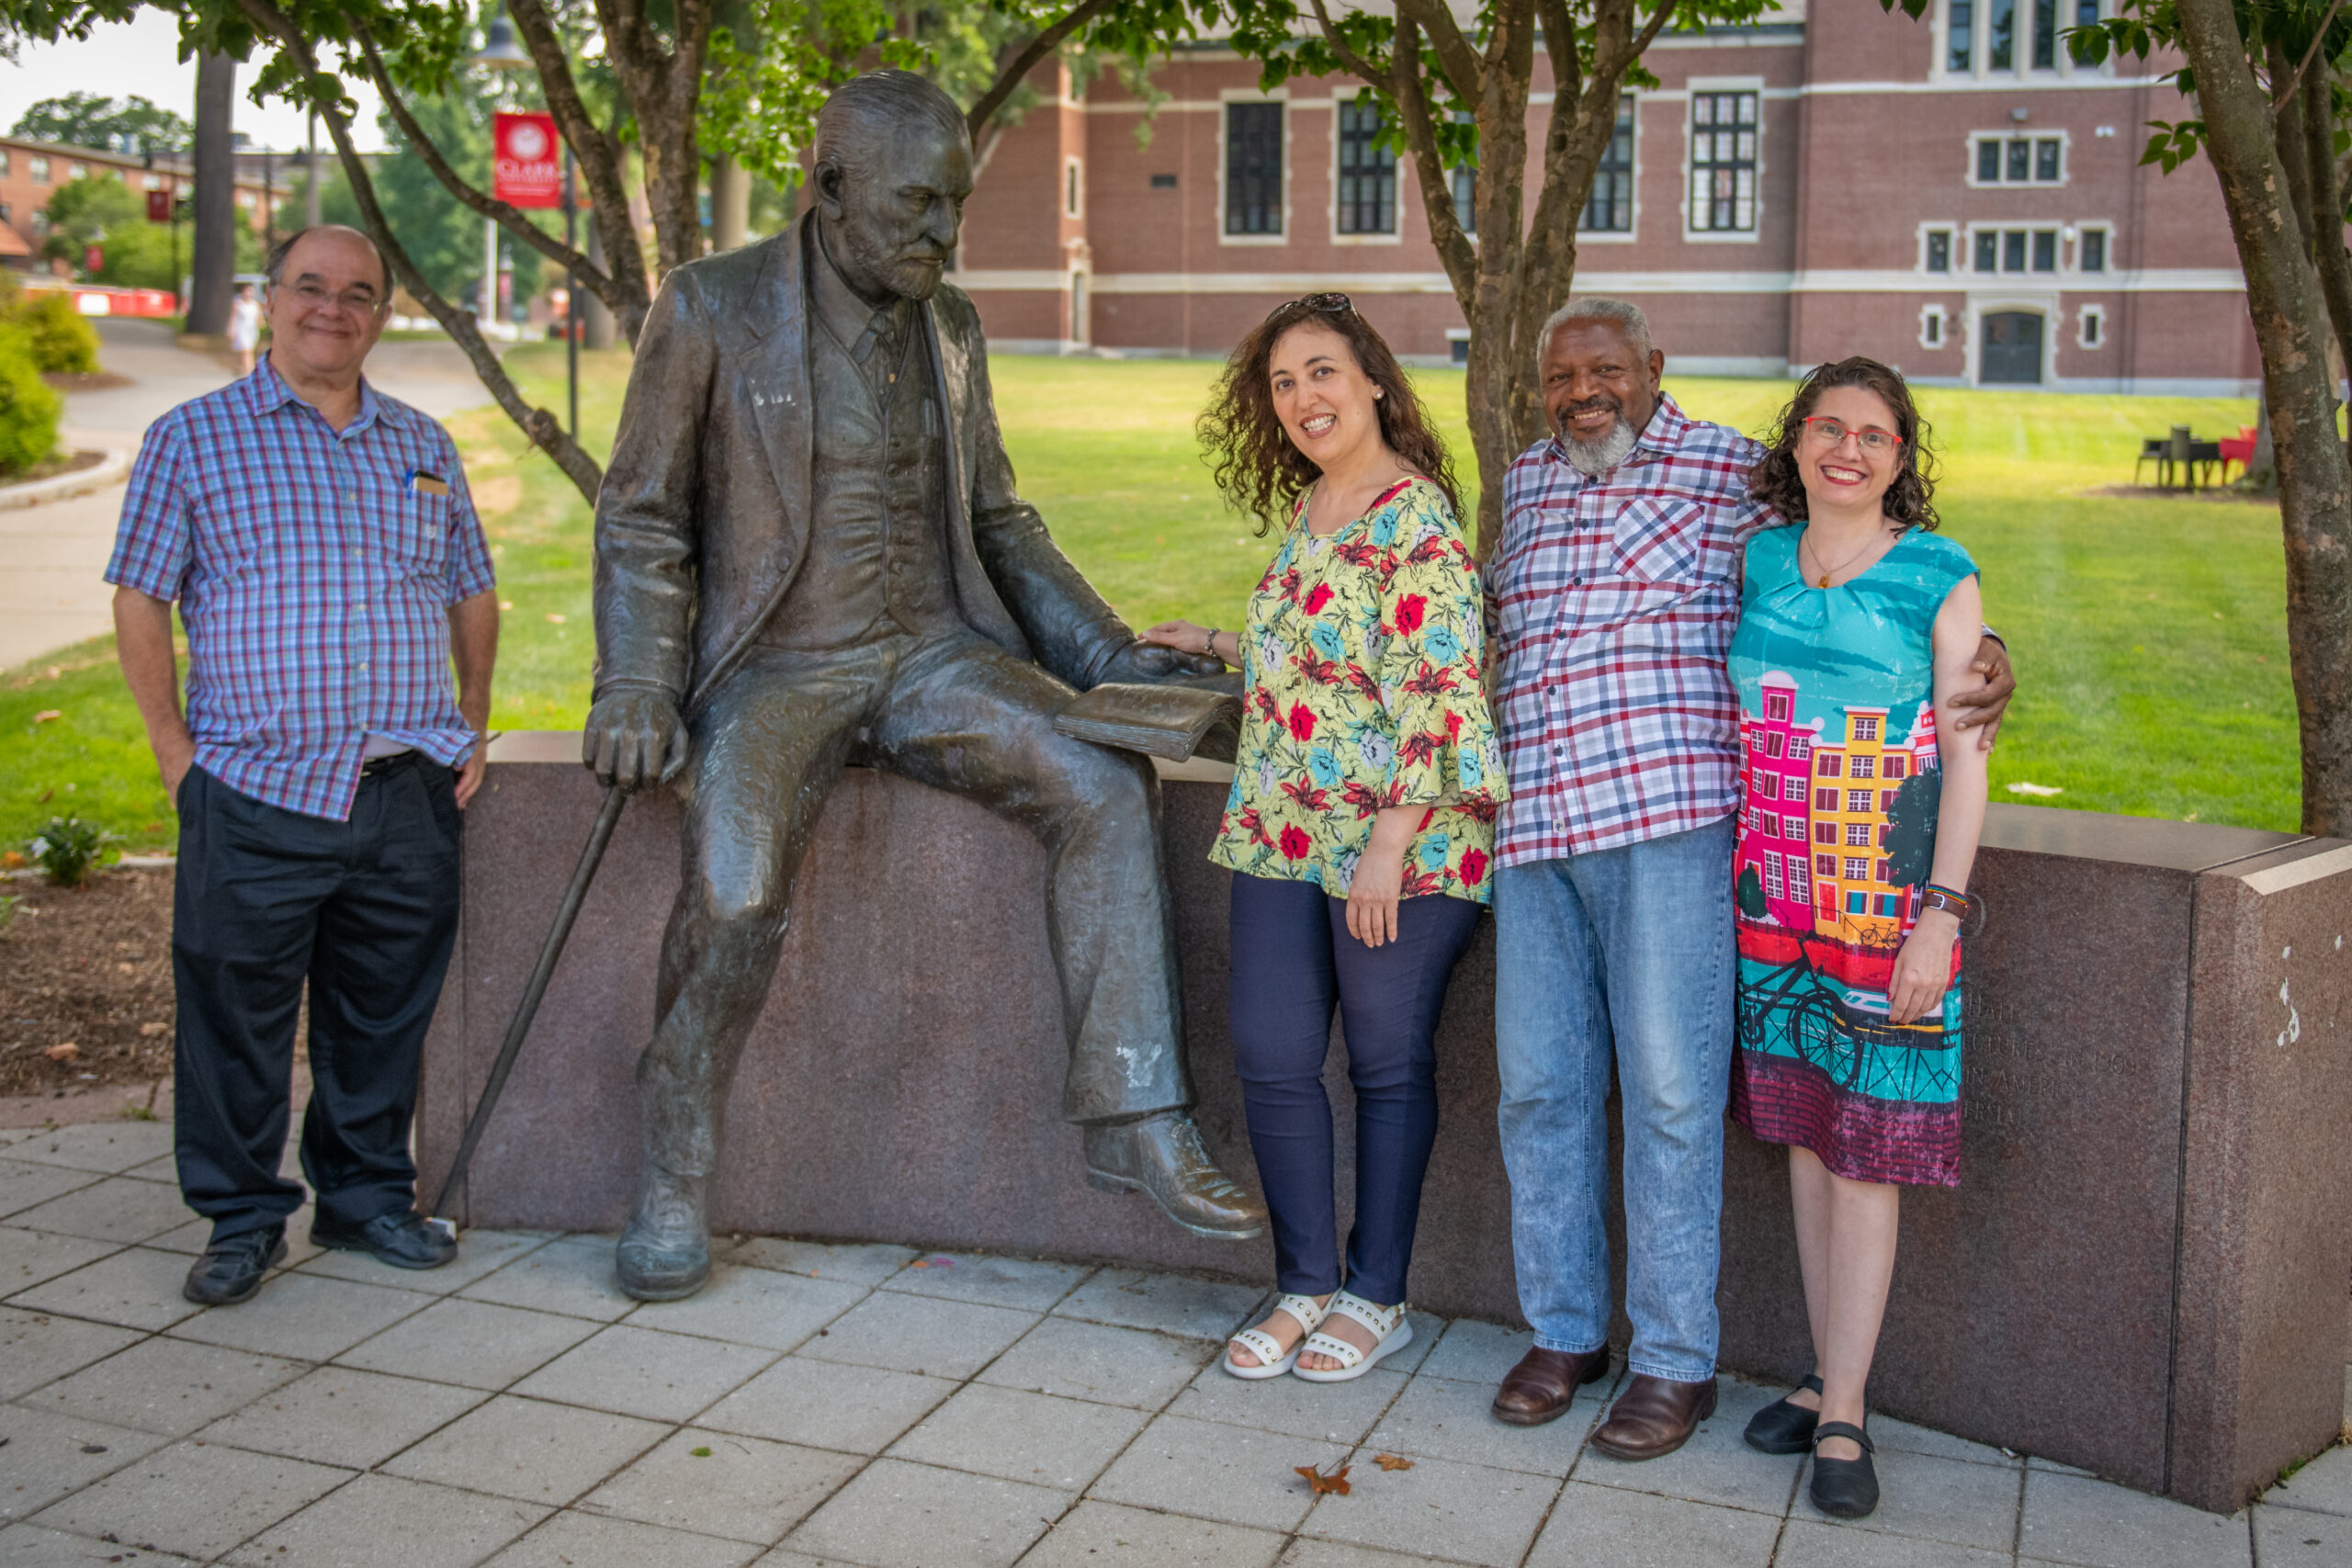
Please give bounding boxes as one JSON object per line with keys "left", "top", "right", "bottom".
{"left": 953, "top": 0, "right": 2251, "bottom": 393}
{"left": 0, "top": 135, "right": 283, "bottom": 273}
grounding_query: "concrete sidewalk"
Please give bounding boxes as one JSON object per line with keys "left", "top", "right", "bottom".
{"left": 0, "top": 319, "right": 496, "bottom": 671}
{"left": 2, "top": 1120, "right": 2346, "bottom": 1567}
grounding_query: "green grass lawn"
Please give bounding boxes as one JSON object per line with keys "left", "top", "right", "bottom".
{"left": 0, "top": 346, "right": 2285, "bottom": 857}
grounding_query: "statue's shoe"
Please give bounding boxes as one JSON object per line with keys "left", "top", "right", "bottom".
{"left": 1084, "top": 1113, "right": 1266, "bottom": 1240}
{"left": 616, "top": 1165, "right": 712, "bottom": 1302}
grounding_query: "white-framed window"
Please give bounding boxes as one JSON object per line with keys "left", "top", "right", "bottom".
{"left": 0, "top": 151, "right": 10, "bottom": 177}
{"left": 2077, "top": 303, "right": 2106, "bottom": 348}
{"left": 2075, "top": 223, "right": 2111, "bottom": 273}
{"left": 1063, "top": 157, "right": 1082, "bottom": 219}
{"left": 1971, "top": 132, "right": 2066, "bottom": 186}
{"left": 142, "top": 172, "right": 163, "bottom": 191}
{"left": 1686, "top": 85, "right": 1760, "bottom": 237}
{"left": 1765, "top": 853, "right": 1785, "bottom": 899}
{"left": 1223, "top": 97, "right": 1285, "bottom": 242}
{"left": 1580, "top": 96, "right": 1635, "bottom": 235}
{"left": 1920, "top": 304, "right": 1949, "bottom": 349}
{"left": 1788, "top": 856, "right": 1812, "bottom": 904}
{"left": 67, "top": 162, "right": 85, "bottom": 181}
{"left": 1447, "top": 328, "right": 1471, "bottom": 366}
{"left": 1335, "top": 96, "right": 1397, "bottom": 237}
{"left": 1843, "top": 855, "right": 1871, "bottom": 881}
{"left": 1946, "top": 0, "right": 2101, "bottom": 79}
{"left": 1922, "top": 226, "right": 1955, "bottom": 274}
{"left": 28, "top": 156, "right": 50, "bottom": 184}
{"left": 1971, "top": 226, "right": 2063, "bottom": 274}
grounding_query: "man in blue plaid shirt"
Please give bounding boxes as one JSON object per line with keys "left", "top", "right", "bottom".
{"left": 107, "top": 226, "right": 499, "bottom": 1307}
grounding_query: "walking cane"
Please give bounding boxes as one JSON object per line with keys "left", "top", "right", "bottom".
{"left": 431, "top": 782, "right": 629, "bottom": 1223}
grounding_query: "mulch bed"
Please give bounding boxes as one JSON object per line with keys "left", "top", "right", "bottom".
{"left": 0, "top": 449, "right": 108, "bottom": 486}
{"left": 40, "top": 371, "right": 133, "bottom": 393}
{"left": 0, "top": 867, "right": 175, "bottom": 1098}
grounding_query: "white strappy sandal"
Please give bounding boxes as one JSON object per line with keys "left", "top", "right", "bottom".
{"left": 1225, "top": 1292, "right": 1332, "bottom": 1380}
{"left": 1291, "top": 1291, "right": 1412, "bottom": 1383}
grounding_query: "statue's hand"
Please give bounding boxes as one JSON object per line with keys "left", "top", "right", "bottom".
{"left": 583, "top": 688, "right": 689, "bottom": 792}
{"left": 1098, "top": 637, "right": 1225, "bottom": 684}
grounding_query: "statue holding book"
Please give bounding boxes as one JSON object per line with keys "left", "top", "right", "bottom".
{"left": 582, "top": 68, "right": 1261, "bottom": 1301}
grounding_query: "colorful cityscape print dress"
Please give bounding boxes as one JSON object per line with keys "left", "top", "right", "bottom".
{"left": 1725, "top": 524, "right": 1979, "bottom": 1187}
{"left": 1209, "top": 476, "right": 1508, "bottom": 905}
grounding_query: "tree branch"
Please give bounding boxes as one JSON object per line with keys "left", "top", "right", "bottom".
{"left": 967, "top": 0, "right": 1118, "bottom": 141}
{"left": 1384, "top": 16, "right": 1478, "bottom": 310}
{"left": 1537, "top": 0, "right": 1580, "bottom": 107}
{"left": 229, "top": 0, "right": 602, "bottom": 502}
{"left": 1306, "top": 0, "right": 1387, "bottom": 82}
{"left": 506, "top": 0, "right": 652, "bottom": 340}
{"left": 2274, "top": 0, "right": 2349, "bottom": 116}
{"left": 353, "top": 29, "right": 619, "bottom": 310}
{"left": 1394, "top": 0, "right": 1484, "bottom": 105}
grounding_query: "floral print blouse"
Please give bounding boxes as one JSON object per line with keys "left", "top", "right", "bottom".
{"left": 1210, "top": 476, "right": 1509, "bottom": 905}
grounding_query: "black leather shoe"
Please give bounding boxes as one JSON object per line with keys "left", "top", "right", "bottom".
{"left": 1744, "top": 1372, "right": 1825, "bottom": 1454}
{"left": 183, "top": 1226, "right": 287, "bottom": 1305}
{"left": 310, "top": 1208, "right": 457, "bottom": 1270}
{"left": 1810, "top": 1421, "right": 1880, "bottom": 1518}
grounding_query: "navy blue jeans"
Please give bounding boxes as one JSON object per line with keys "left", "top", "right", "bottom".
{"left": 1228, "top": 873, "right": 1482, "bottom": 1305}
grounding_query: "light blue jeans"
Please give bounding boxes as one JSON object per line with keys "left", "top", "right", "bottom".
{"left": 1494, "top": 816, "right": 1736, "bottom": 1382}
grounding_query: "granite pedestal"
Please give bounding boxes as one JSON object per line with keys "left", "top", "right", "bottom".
{"left": 417, "top": 735, "right": 2352, "bottom": 1514}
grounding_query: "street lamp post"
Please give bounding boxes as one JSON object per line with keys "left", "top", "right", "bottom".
{"left": 470, "top": 6, "right": 533, "bottom": 339}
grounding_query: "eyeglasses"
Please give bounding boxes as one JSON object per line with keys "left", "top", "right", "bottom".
{"left": 1267, "top": 292, "right": 1354, "bottom": 321}
{"left": 1801, "top": 416, "right": 1902, "bottom": 455}
{"left": 282, "top": 281, "right": 388, "bottom": 317}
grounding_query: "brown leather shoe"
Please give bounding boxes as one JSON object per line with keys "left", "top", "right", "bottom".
{"left": 1490, "top": 1345, "right": 1612, "bottom": 1427}
{"left": 1590, "top": 1373, "right": 1718, "bottom": 1460}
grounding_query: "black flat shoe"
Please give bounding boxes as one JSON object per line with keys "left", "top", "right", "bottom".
{"left": 310, "top": 1208, "right": 457, "bottom": 1270}
{"left": 1810, "top": 1420, "right": 1880, "bottom": 1518}
{"left": 1743, "top": 1372, "right": 1825, "bottom": 1454}
{"left": 183, "top": 1226, "right": 288, "bottom": 1305}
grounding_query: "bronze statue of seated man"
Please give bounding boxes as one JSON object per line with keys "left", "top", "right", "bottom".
{"left": 581, "top": 68, "right": 1265, "bottom": 1301}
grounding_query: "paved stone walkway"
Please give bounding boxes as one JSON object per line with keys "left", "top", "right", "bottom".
{"left": 2, "top": 1120, "right": 2346, "bottom": 1568}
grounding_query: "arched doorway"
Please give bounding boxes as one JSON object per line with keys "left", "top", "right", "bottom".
{"left": 1980, "top": 311, "right": 2043, "bottom": 385}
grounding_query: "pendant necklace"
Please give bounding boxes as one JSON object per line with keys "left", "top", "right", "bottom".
{"left": 1802, "top": 527, "right": 1882, "bottom": 589}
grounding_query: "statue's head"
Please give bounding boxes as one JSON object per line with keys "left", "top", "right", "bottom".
{"left": 812, "top": 70, "right": 973, "bottom": 304}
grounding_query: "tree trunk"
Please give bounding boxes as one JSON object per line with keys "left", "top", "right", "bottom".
{"left": 2297, "top": 65, "right": 2352, "bottom": 465}
{"left": 2177, "top": 0, "right": 2352, "bottom": 832}
{"left": 713, "top": 154, "right": 751, "bottom": 251}
{"left": 583, "top": 220, "right": 617, "bottom": 350}
{"left": 187, "top": 53, "right": 237, "bottom": 338}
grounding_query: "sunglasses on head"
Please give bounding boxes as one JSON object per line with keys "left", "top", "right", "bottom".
{"left": 1266, "top": 292, "right": 1354, "bottom": 321}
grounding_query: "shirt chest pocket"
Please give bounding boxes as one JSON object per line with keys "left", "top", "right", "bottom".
{"left": 1609, "top": 497, "right": 1705, "bottom": 587}
{"left": 383, "top": 486, "right": 450, "bottom": 573}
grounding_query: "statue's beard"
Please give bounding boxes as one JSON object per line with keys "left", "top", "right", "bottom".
{"left": 837, "top": 217, "right": 950, "bottom": 302}
{"left": 1557, "top": 399, "right": 1638, "bottom": 474}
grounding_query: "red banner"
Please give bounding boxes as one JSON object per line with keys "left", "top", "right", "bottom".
{"left": 146, "top": 188, "right": 172, "bottom": 223}
{"left": 493, "top": 111, "right": 562, "bottom": 209}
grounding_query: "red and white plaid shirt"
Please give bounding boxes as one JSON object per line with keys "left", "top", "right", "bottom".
{"left": 1489, "top": 393, "right": 1770, "bottom": 864}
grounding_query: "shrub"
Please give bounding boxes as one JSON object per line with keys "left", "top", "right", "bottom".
{"left": 28, "top": 815, "right": 115, "bottom": 887}
{"left": 0, "top": 325, "right": 61, "bottom": 478}
{"left": 7, "top": 291, "right": 101, "bottom": 375}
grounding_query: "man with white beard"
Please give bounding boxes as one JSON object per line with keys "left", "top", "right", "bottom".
{"left": 1478, "top": 298, "right": 2014, "bottom": 1457}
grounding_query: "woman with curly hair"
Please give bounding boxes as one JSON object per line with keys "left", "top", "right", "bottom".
{"left": 1726, "top": 357, "right": 1989, "bottom": 1518}
{"left": 1142, "top": 296, "right": 1505, "bottom": 1382}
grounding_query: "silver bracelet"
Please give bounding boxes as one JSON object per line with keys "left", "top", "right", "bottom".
{"left": 1203, "top": 627, "right": 1223, "bottom": 660}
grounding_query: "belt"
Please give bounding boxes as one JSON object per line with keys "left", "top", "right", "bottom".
{"left": 358, "top": 750, "right": 422, "bottom": 780}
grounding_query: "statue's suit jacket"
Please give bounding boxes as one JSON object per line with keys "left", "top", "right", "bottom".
{"left": 593, "top": 214, "right": 1134, "bottom": 714}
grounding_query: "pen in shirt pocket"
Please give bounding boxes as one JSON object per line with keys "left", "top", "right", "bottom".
{"left": 406, "top": 468, "right": 451, "bottom": 497}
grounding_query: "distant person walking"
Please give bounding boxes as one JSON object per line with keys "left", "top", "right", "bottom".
{"left": 226, "top": 281, "right": 261, "bottom": 376}
{"left": 1147, "top": 296, "right": 1507, "bottom": 1382}
{"left": 107, "top": 225, "right": 499, "bottom": 1307}
{"left": 1729, "top": 358, "right": 1988, "bottom": 1520}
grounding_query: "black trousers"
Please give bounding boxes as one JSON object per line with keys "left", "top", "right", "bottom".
{"left": 172, "top": 756, "right": 461, "bottom": 1240}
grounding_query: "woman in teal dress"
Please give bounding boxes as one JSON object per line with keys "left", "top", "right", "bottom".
{"left": 1724, "top": 358, "right": 1989, "bottom": 1521}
